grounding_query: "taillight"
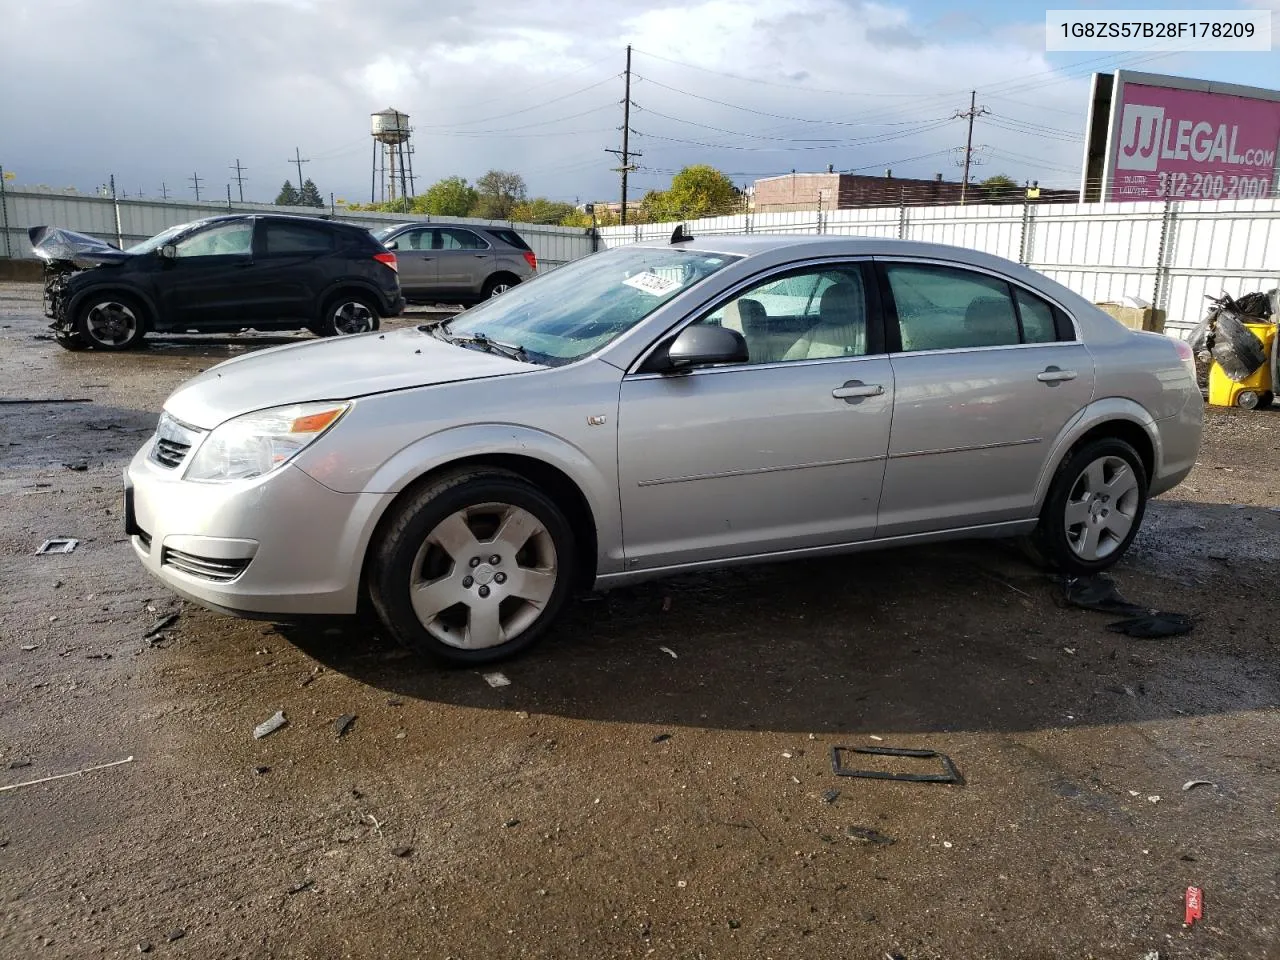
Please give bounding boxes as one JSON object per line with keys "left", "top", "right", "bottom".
{"left": 374, "top": 251, "right": 398, "bottom": 272}
{"left": 522, "top": 250, "right": 537, "bottom": 272}
{"left": 1173, "top": 336, "right": 1197, "bottom": 380}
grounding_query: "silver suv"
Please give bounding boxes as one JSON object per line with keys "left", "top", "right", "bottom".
{"left": 371, "top": 222, "right": 536, "bottom": 304}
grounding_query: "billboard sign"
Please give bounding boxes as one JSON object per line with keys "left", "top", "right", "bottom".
{"left": 1081, "top": 71, "right": 1280, "bottom": 202}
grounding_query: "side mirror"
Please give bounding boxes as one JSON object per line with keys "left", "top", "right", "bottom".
{"left": 665, "top": 324, "right": 748, "bottom": 370}
{"left": 159, "top": 243, "right": 177, "bottom": 260}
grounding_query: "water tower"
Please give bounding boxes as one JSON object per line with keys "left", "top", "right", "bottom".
{"left": 370, "top": 108, "right": 415, "bottom": 206}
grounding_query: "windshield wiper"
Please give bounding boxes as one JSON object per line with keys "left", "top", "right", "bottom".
{"left": 433, "top": 324, "right": 528, "bottom": 363}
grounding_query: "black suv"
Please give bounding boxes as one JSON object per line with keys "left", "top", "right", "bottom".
{"left": 30, "top": 214, "right": 404, "bottom": 351}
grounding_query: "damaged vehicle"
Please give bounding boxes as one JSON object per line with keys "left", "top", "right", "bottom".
{"left": 30, "top": 215, "right": 405, "bottom": 351}
{"left": 125, "top": 232, "right": 1203, "bottom": 664}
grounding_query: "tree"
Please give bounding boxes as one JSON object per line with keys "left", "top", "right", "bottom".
{"left": 510, "top": 197, "right": 578, "bottom": 225}
{"left": 421, "top": 176, "right": 479, "bottom": 217}
{"left": 274, "top": 181, "right": 300, "bottom": 205}
{"left": 980, "top": 174, "right": 1020, "bottom": 203}
{"left": 298, "top": 178, "right": 325, "bottom": 208}
{"left": 666, "top": 165, "right": 740, "bottom": 218}
{"left": 473, "top": 170, "right": 527, "bottom": 220}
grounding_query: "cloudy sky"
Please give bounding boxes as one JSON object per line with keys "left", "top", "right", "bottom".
{"left": 1, "top": 0, "right": 1275, "bottom": 204}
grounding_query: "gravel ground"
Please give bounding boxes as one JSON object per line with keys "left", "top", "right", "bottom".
{"left": 1, "top": 281, "right": 1277, "bottom": 960}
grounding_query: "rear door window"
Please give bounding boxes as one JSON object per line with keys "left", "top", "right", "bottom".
{"left": 485, "top": 229, "right": 532, "bottom": 250}
{"left": 434, "top": 228, "right": 489, "bottom": 250}
{"left": 264, "top": 221, "right": 334, "bottom": 255}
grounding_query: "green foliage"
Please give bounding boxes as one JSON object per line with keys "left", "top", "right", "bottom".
{"left": 641, "top": 165, "right": 741, "bottom": 221}
{"left": 980, "top": 174, "right": 1020, "bottom": 203}
{"left": 473, "top": 170, "right": 527, "bottom": 220}
{"left": 274, "top": 181, "right": 300, "bottom": 205}
{"left": 510, "top": 197, "right": 578, "bottom": 225}
{"left": 298, "top": 178, "right": 325, "bottom": 208}
{"left": 421, "top": 176, "right": 479, "bottom": 217}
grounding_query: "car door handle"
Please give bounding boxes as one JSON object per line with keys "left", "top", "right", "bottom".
{"left": 473, "top": 254, "right": 487, "bottom": 258}
{"left": 832, "top": 381, "right": 884, "bottom": 402}
{"left": 1037, "top": 367, "right": 1078, "bottom": 383}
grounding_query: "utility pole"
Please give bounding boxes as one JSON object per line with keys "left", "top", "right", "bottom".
{"left": 290, "top": 147, "right": 310, "bottom": 194}
{"left": 160, "top": 182, "right": 169, "bottom": 200}
{"left": 109, "top": 174, "right": 123, "bottom": 248}
{"left": 189, "top": 171, "right": 203, "bottom": 202}
{"left": 226, "top": 183, "right": 233, "bottom": 210}
{"left": 230, "top": 159, "right": 247, "bottom": 202}
{"left": 954, "top": 90, "right": 989, "bottom": 204}
{"left": 604, "top": 44, "right": 640, "bottom": 226}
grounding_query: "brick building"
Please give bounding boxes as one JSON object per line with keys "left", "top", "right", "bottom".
{"left": 751, "top": 169, "right": 1076, "bottom": 212}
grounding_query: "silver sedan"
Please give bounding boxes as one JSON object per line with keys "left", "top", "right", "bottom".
{"left": 124, "top": 233, "right": 1203, "bottom": 663}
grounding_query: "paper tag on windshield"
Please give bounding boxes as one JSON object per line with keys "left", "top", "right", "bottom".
{"left": 623, "top": 272, "right": 681, "bottom": 296}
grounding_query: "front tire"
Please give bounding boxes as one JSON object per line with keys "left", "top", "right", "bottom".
{"left": 317, "top": 295, "right": 380, "bottom": 337}
{"left": 482, "top": 274, "right": 519, "bottom": 299}
{"left": 1034, "top": 438, "right": 1148, "bottom": 575}
{"left": 74, "top": 294, "right": 147, "bottom": 350}
{"left": 369, "top": 468, "right": 576, "bottom": 664}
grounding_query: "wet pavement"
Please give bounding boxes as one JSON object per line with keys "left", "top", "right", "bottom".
{"left": 1, "top": 280, "right": 1278, "bottom": 959}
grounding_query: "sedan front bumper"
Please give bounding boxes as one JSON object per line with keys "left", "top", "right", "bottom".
{"left": 125, "top": 443, "right": 394, "bottom": 617}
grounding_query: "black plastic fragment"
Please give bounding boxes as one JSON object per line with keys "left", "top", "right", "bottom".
{"left": 830, "top": 746, "right": 964, "bottom": 785}
{"left": 1107, "top": 613, "right": 1194, "bottom": 638}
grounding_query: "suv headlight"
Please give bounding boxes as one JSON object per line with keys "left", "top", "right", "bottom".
{"left": 185, "top": 402, "right": 350, "bottom": 482}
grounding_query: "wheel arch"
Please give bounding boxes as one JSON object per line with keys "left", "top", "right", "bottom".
{"left": 1033, "top": 399, "right": 1160, "bottom": 509}
{"left": 483, "top": 271, "right": 522, "bottom": 294}
{"left": 66, "top": 284, "right": 159, "bottom": 331}
{"left": 319, "top": 281, "right": 387, "bottom": 318}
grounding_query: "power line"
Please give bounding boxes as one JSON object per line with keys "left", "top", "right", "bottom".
{"left": 954, "top": 92, "right": 989, "bottom": 203}
{"left": 420, "top": 73, "right": 622, "bottom": 129}
{"left": 604, "top": 44, "right": 639, "bottom": 226}
{"left": 633, "top": 117, "right": 959, "bottom": 153}
{"left": 230, "top": 158, "right": 247, "bottom": 202}
{"left": 188, "top": 171, "right": 203, "bottom": 202}
{"left": 635, "top": 105, "right": 954, "bottom": 141}
{"left": 289, "top": 147, "right": 310, "bottom": 193}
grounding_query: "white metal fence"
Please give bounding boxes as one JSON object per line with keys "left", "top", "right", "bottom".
{"left": 598, "top": 198, "right": 1280, "bottom": 336}
{"left": 0, "top": 187, "right": 596, "bottom": 270}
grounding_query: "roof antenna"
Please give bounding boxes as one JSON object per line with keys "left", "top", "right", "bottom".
{"left": 670, "top": 223, "right": 694, "bottom": 244}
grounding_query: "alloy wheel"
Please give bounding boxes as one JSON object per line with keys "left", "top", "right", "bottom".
{"left": 84, "top": 301, "right": 138, "bottom": 347}
{"left": 1063, "top": 455, "right": 1141, "bottom": 561}
{"left": 332, "top": 301, "right": 375, "bottom": 335}
{"left": 408, "top": 501, "right": 558, "bottom": 650}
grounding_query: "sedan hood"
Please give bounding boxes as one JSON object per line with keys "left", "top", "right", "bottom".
{"left": 28, "top": 226, "right": 132, "bottom": 266}
{"left": 164, "top": 327, "right": 531, "bottom": 429}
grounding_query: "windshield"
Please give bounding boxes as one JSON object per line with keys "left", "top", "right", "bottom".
{"left": 126, "top": 221, "right": 198, "bottom": 255}
{"left": 443, "top": 246, "right": 740, "bottom": 365}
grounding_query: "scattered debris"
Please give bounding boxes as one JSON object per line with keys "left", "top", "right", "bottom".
{"left": 334, "top": 714, "right": 356, "bottom": 739}
{"left": 503, "top": 818, "right": 520, "bottom": 828}
{"left": 387, "top": 697, "right": 404, "bottom": 707}
{"left": 651, "top": 733, "right": 672, "bottom": 743}
{"left": 659, "top": 646, "right": 678, "bottom": 659}
{"left": 287, "top": 880, "right": 313, "bottom": 896}
{"left": 36, "top": 538, "right": 79, "bottom": 555}
{"left": 831, "top": 746, "right": 964, "bottom": 785}
{"left": 483, "top": 672, "right": 511, "bottom": 688}
{"left": 253, "top": 765, "right": 270, "bottom": 776}
{"left": 62, "top": 461, "right": 88, "bottom": 472}
{"left": 1063, "top": 575, "right": 1193, "bottom": 637}
{"left": 0, "top": 755, "right": 133, "bottom": 793}
{"left": 253, "top": 711, "right": 287, "bottom": 740}
{"left": 363, "top": 814, "right": 385, "bottom": 838}
{"left": 1182, "top": 780, "right": 1216, "bottom": 792}
{"left": 1140, "top": 951, "right": 1160, "bottom": 960}
{"left": 821, "top": 789, "right": 840, "bottom": 804}
{"left": 8, "top": 760, "right": 32, "bottom": 770}
{"left": 943, "top": 841, "right": 953, "bottom": 848}
{"left": 1148, "top": 795, "right": 1162, "bottom": 803}
{"left": 391, "top": 846, "right": 413, "bottom": 858}
{"left": 166, "top": 929, "right": 185, "bottom": 942}
{"left": 728, "top": 919, "right": 741, "bottom": 930}
{"left": 846, "top": 826, "right": 896, "bottom": 846}
{"left": 868, "top": 735, "right": 883, "bottom": 742}
{"left": 1185, "top": 886, "right": 1203, "bottom": 926}
{"left": 300, "top": 666, "right": 323, "bottom": 687}
{"left": 1107, "top": 613, "right": 1194, "bottom": 638}
{"left": 19, "top": 645, "right": 36, "bottom": 652}
{"left": 143, "top": 613, "right": 179, "bottom": 639}
{"left": 980, "top": 570, "right": 1032, "bottom": 598}
{"left": 782, "top": 751, "right": 793, "bottom": 759}
{"left": 0, "top": 398, "right": 93, "bottom": 405}
{"left": 137, "top": 942, "right": 152, "bottom": 954}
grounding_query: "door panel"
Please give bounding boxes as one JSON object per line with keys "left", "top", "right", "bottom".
{"left": 434, "top": 228, "right": 493, "bottom": 295}
{"left": 158, "top": 219, "right": 256, "bottom": 327}
{"left": 388, "top": 228, "right": 436, "bottom": 295}
{"left": 618, "top": 357, "right": 895, "bottom": 569}
{"left": 875, "top": 256, "right": 1096, "bottom": 536}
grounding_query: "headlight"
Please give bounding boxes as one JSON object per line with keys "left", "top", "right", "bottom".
{"left": 184, "top": 402, "right": 350, "bottom": 482}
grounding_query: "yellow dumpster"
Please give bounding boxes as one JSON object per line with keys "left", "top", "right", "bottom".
{"left": 1208, "top": 321, "right": 1277, "bottom": 409}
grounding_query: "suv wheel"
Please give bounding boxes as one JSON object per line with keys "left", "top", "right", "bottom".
{"left": 1034, "top": 438, "right": 1148, "bottom": 575}
{"left": 369, "top": 468, "right": 576, "bottom": 664}
{"left": 318, "top": 295, "right": 380, "bottom": 336}
{"left": 74, "top": 295, "right": 147, "bottom": 350}
{"left": 482, "top": 274, "right": 519, "bottom": 299}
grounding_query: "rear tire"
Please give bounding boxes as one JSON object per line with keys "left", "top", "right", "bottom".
{"left": 482, "top": 274, "right": 520, "bottom": 299}
{"left": 369, "top": 468, "right": 576, "bottom": 664}
{"left": 317, "top": 294, "right": 380, "bottom": 337}
{"left": 1033, "top": 438, "right": 1148, "bottom": 576}
{"left": 73, "top": 294, "right": 147, "bottom": 350}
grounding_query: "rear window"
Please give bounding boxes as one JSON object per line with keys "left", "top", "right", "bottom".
{"left": 264, "top": 221, "right": 334, "bottom": 255}
{"left": 485, "top": 229, "right": 531, "bottom": 251}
